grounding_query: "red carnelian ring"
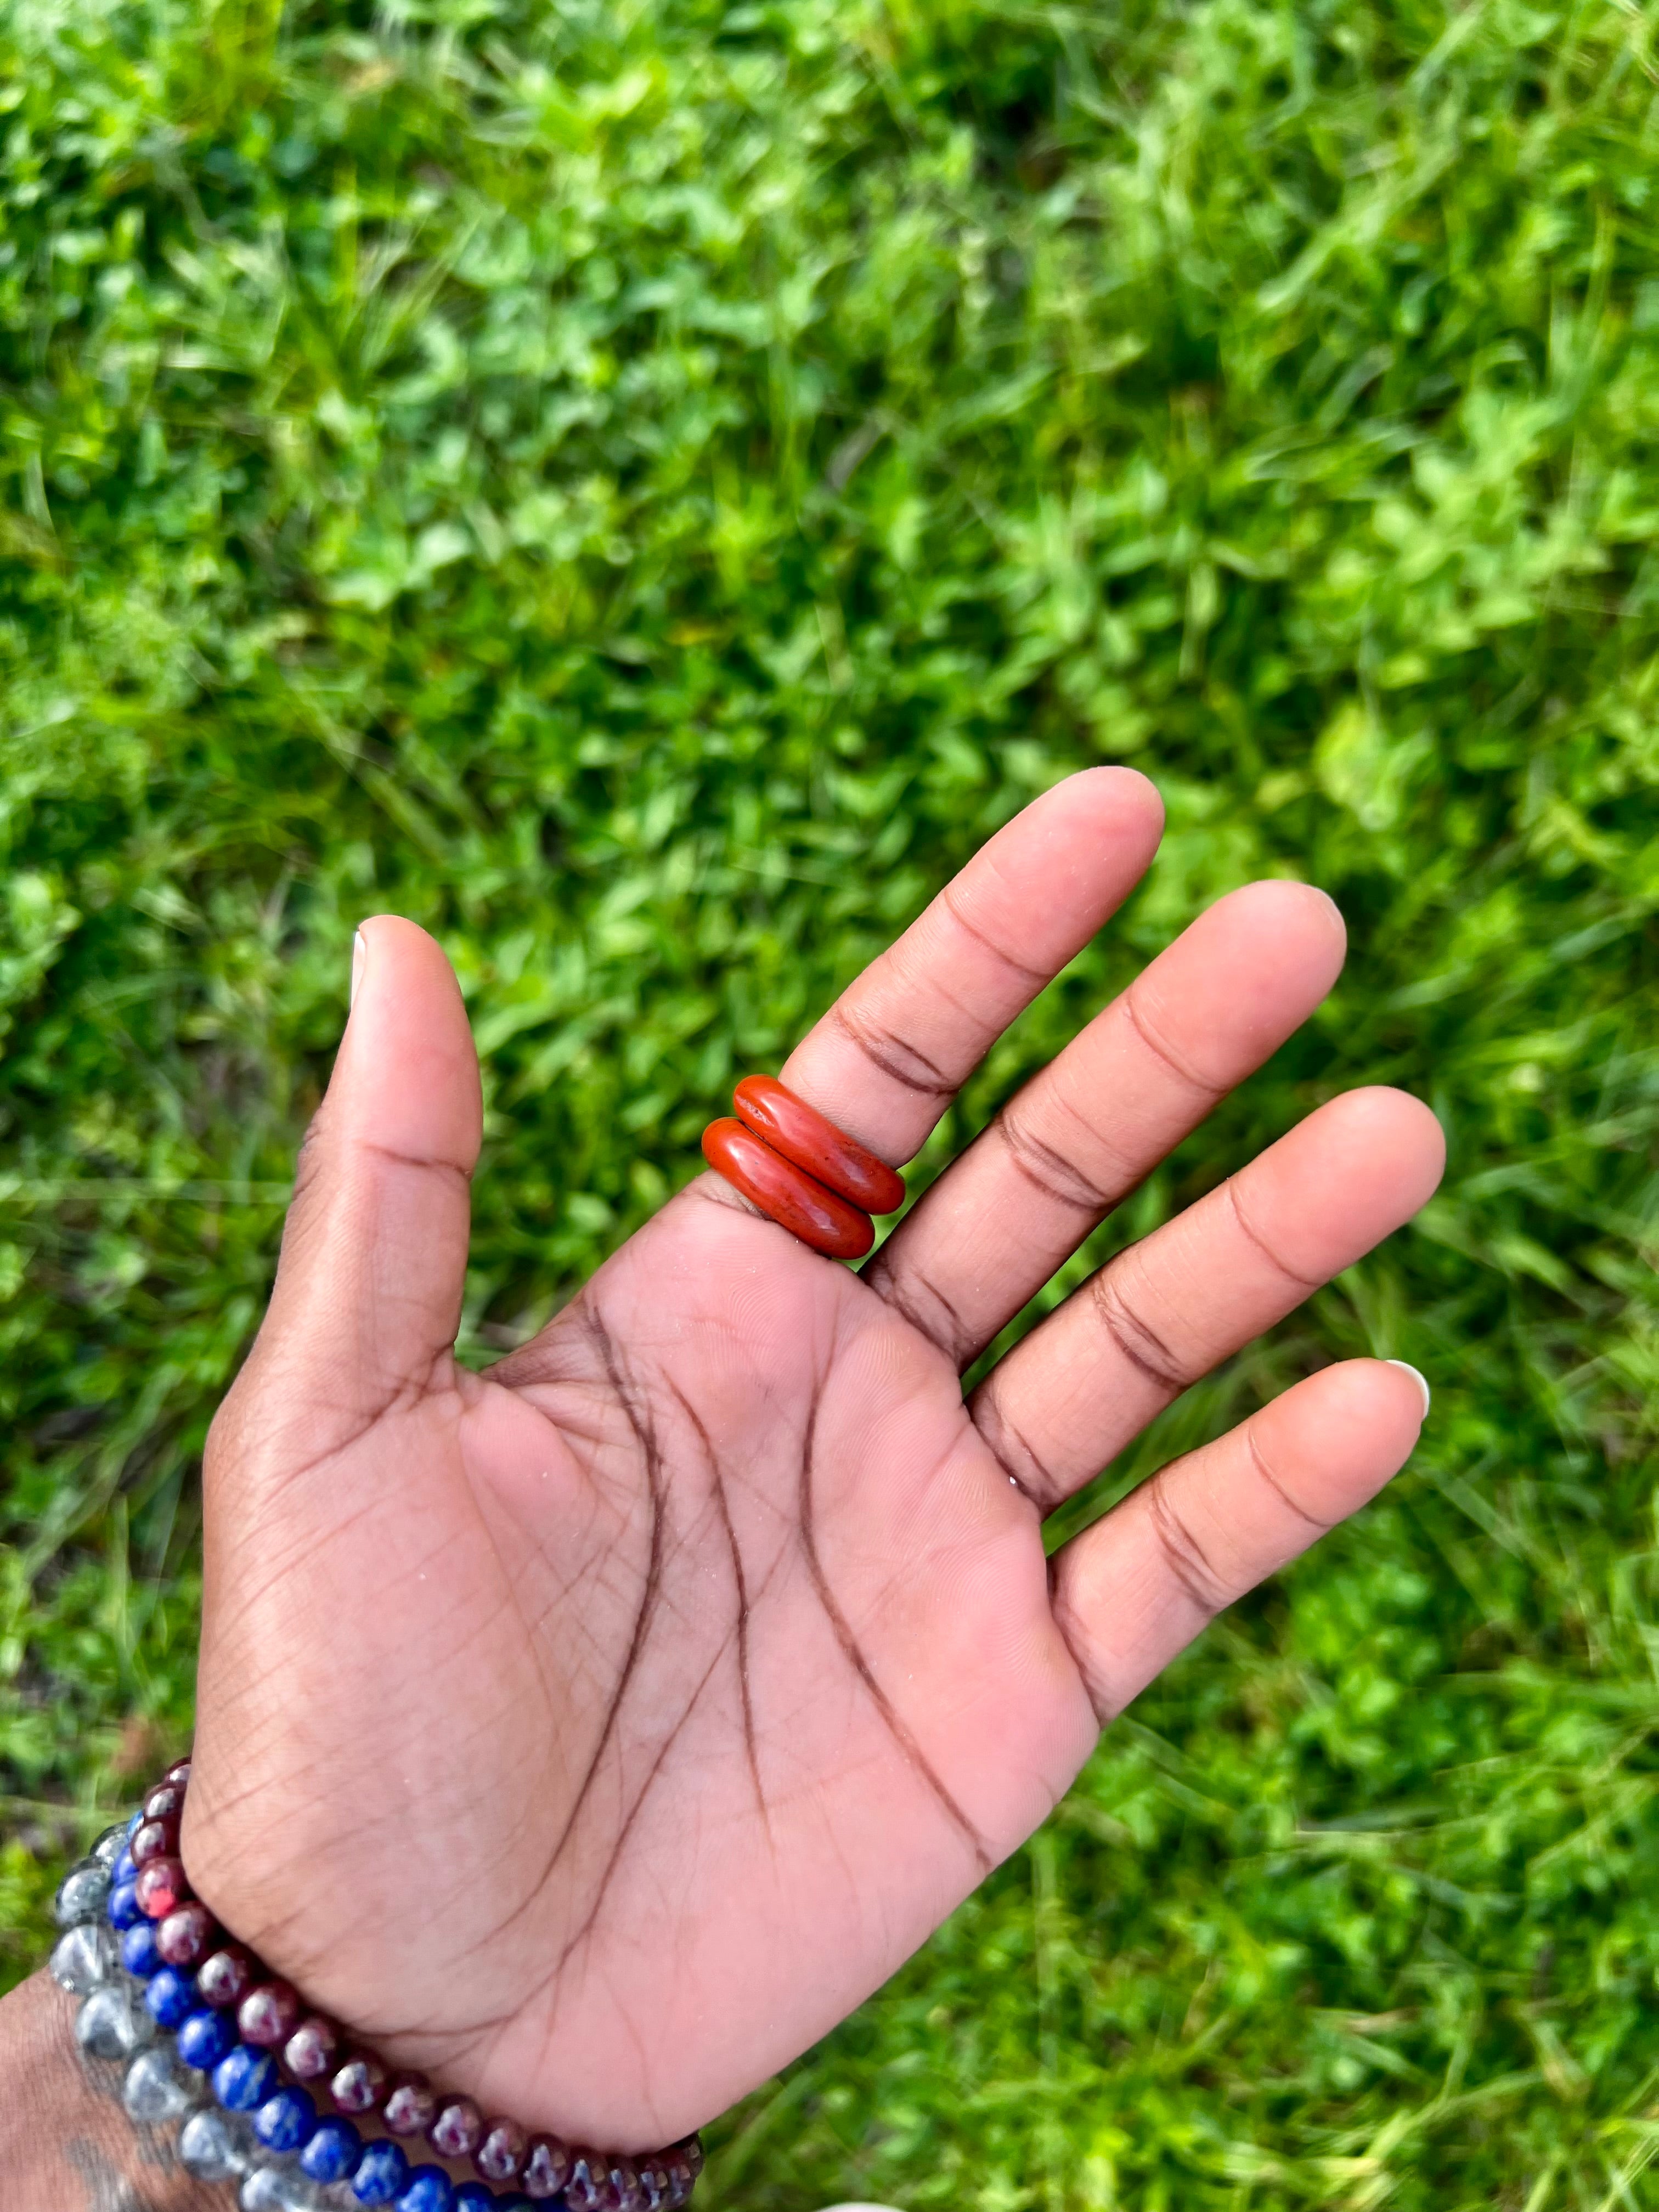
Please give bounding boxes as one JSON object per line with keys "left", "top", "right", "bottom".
{"left": 732, "top": 1075, "right": 906, "bottom": 1216}
{"left": 701, "top": 1118, "right": 874, "bottom": 1259}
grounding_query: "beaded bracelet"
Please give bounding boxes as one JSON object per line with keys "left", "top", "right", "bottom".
{"left": 49, "top": 1763, "right": 702, "bottom": 2212}
{"left": 702, "top": 1076, "right": 906, "bottom": 1260}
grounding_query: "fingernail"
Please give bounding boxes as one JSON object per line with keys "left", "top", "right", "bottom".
{"left": 350, "top": 928, "right": 366, "bottom": 1012}
{"left": 1386, "top": 1359, "right": 1430, "bottom": 1418}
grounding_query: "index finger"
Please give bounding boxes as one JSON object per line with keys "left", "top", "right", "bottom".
{"left": 778, "top": 768, "right": 1165, "bottom": 1166}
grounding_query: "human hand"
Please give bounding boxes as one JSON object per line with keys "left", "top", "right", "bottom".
{"left": 183, "top": 769, "right": 1444, "bottom": 2152}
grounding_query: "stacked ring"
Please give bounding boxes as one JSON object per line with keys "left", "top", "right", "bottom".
{"left": 701, "top": 1077, "right": 906, "bottom": 1259}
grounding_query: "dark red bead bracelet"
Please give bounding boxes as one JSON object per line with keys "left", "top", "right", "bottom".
{"left": 127, "top": 1760, "right": 704, "bottom": 2205}
{"left": 702, "top": 1074, "right": 906, "bottom": 1259}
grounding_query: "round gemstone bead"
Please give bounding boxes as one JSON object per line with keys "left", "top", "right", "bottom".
{"left": 331, "top": 2053, "right": 390, "bottom": 2114}
{"left": 92, "top": 1822, "right": 131, "bottom": 1869}
{"left": 76, "top": 1983, "right": 154, "bottom": 2063}
{"left": 428, "top": 2096, "right": 483, "bottom": 2158}
{"left": 638, "top": 2162, "right": 669, "bottom": 2210}
{"left": 680, "top": 2140, "right": 703, "bottom": 2179}
{"left": 563, "top": 2155, "right": 603, "bottom": 2212}
{"left": 239, "top": 1979, "right": 302, "bottom": 2048}
{"left": 177, "top": 2007, "right": 239, "bottom": 2072}
{"left": 106, "top": 1880, "right": 144, "bottom": 1932}
{"left": 144, "top": 1966, "right": 198, "bottom": 2029}
{"left": 284, "top": 2015, "right": 340, "bottom": 2080}
{"left": 476, "top": 2118, "right": 528, "bottom": 2180}
{"left": 198, "top": 1944, "right": 257, "bottom": 2010}
{"left": 382, "top": 2074, "right": 437, "bottom": 2137}
{"left": 351, "top": 2138, "right": 410, "bottom": 2205}
{"left": 126, "top": 1810, "right": 145, "bottom": 1839}
{"left": 178, "top": 2105, "right": 250, "bottom": 2183}
{"left": 122, "top": 2045, "right": 196, "bottom": 2126}
{"left": 611, "top": 2159, "right": 650, "bottom": 2212}
{"left": 50, "top": 1920, "right": 119, "bottom": 1996}
{"left": 213, "top": 2044, "right": 280, "bottom": 2113}
{"left": 111, "top": 1848, "right": 137, "bottom": 1886}
{"left": 121, "top": 1921, "right": 163, "bottom": 1978}
{"left": 254, "top": 2085, "right": 318, "bottom": 2153}
{"left": 454, "top": 2190, "right": 495, "bottom": 2212}
{"left": 143, "top": 1781, "right": 188, "bottom": 1824}
{"left": 134, "top": 1855, "right": 189, "bottom": 1920}
{"left": 131, "top": 1816, "right": 179, "bottom": 1867}
{"left": 394, "top": 2166, "right": 454, "bottom": 2212}
{"left": 521, "top": 2135, "right": 572, "bottom": 2199}
{"left": 240, "top": 2165, "right": 323, "bottom": 2212}
{"left": 163, "top": 1758, "right": 194, "bottom": 1787}
{"left": 55, "top": 1856, "right": 111, "bottom": 1927}
{"left": 300, "top": 2117, "right": 362, "bottom": 2184}
{"left": 157, "top": 1901, "right": 216, "bottom": 1967}
{"left": 662, "top": 2151, "right": 693, "bottom": 2209}
{"left": 238, "top": 2168, "right": 281, "bottom": 2212}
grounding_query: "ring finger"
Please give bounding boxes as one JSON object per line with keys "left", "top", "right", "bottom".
{"left": 969, "top": 1085, "right": 1446, "bottom": 1512}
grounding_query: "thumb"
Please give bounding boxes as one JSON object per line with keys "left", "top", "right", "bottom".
{"left": 229, "top": 916, "right": 482, "bottom": 1460}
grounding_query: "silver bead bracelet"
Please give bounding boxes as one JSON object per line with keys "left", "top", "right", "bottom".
{"left": 52, "top": 1822, "right": 373, "bottom": 2212}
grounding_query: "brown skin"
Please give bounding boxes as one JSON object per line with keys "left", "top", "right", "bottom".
{"left": 0, "top": 771, "right": 1447, "bottom": 2180}
{"left": 0, "top": 1971, "right": 223, "bottom": 2212}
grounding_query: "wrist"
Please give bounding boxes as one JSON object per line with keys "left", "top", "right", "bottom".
{"left": 55, "top": 1765, "right": 706, "bottom": 2211}
{"left": 0, "top": 1968, "right": 221, "bottom": 2212}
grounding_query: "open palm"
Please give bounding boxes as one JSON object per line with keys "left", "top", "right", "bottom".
{"left": 183, "top": 770, "right": 1444, "bottom": 2154}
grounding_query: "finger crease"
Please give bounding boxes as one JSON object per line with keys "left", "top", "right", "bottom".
{"left": 829, "top": 1002, "right": 956, "bottom": 1097}
{"left": 1047, "top": 1562, "right": 1119, "bottom": 1725}
{"left": 1227, "top": 1180, "right": 1321, "bottom": 1289}
{"left": 1090, "top": 1271, "right": 1188, "bottom": 1393}
{"left": 1245, "top": 1420, "right": 1330, "bottom": 1531}
{"left": 929, "top": 969, "right": 995, "bottom": 1028}
{"left": 996, "top": 1109, "right": 1114, "bottom": 1215}
{"left": 1121, "top": 988, "right": 1228, "bottom": 1100}
{"left": 1146, "top": 1473, "right": 1226, "bottom": 1617}
{"left": 972, "top": 1390, "right": 1058, "bottom": 1511}
{"left": 358, "top": 1138, "right": 476, "bottom": 1187}
{"left": 868, "top": 1263, "right": 976, "bottom": 1369}
{"left": 940, "top": 884, "right": 1052, "bottom": 987}
{"left": 687, "top": 1173, "right": 769, "bottom": 1225}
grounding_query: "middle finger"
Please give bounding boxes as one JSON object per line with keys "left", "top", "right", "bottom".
{"left": 864, "top": 880, "right": 1346, "bottom": 1367}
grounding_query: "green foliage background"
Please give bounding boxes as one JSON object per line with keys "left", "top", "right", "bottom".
{"left": 2, "top": 0, "right": 1659, "bottom": 2202}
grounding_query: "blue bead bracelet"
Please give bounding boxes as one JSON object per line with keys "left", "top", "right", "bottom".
{"left": 48, "top": 1767, "right": 706, "bottom": 2212}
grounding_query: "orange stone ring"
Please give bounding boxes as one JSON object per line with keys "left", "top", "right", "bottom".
{"left": 701, "top": 1076, "right": 906, "bottom": 1260}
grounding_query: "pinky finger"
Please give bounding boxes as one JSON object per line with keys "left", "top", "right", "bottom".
{"left": 1049, "top": 1359, "right": 1430, "bottom": 1724}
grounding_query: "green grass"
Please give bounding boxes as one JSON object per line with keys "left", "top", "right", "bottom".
{"left": 3, "top": 0, "right": 1659, "bottom": 2202}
